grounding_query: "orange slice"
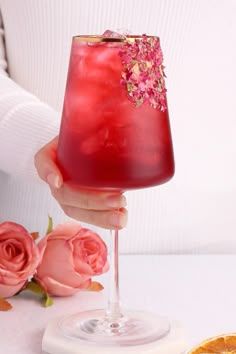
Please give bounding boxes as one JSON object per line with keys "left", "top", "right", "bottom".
{"left": 189, "top": 334, "right": 236, "bottom": 353}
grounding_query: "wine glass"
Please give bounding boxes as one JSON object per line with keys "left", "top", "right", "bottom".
{"left": 57, "top": 33, "right": 175, "bottom": 347}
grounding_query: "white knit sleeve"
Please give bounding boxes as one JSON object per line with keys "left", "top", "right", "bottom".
{"left": 0, "top": 11, "right": 60, "bottom": 180}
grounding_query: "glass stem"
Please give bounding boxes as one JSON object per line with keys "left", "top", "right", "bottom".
{"left": 106, "top": 228, "right": 123, "bottom": 322}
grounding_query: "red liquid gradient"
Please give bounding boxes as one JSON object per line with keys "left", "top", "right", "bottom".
{"left": 57, "top": 39, "right": 175, "bottom": 190}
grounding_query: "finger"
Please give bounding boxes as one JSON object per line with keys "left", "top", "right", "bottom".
{"left": 61, "top": 205, "right": 128, "bottom": 229}
{"left": 51, "top": 186, "right": 127, "bottom": 211}
{"left": 34, "top": 137, "right": 63, "bottom": 189}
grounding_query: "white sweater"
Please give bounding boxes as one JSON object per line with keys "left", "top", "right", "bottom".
{"left": 0, "top": 0, "right": 235, "bottom": 254}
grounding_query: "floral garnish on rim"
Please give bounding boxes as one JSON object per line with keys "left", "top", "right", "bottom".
{"left": 119, "top": 34, "right": 167, "bottom": 111}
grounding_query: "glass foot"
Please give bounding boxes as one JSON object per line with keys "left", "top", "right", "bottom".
{"left": 59, "top": 309, "right": 170, "bottom": 346}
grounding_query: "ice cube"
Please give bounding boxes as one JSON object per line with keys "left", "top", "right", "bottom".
{"left": 80, "top": 134, "right": 100, "bottom": 155}
{"left": 94, "top": 47, "right": 116, "bottom": 64}
{"left": 102, "top": 30, "right": 124, "bottom": 38}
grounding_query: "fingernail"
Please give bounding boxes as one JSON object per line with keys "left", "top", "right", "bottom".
{"left": 46, "top": 173, "right": 61, "bottom": 189}
{"left": 109, "top": 211, "right": 127, "bottom": 228}
{"left": 107, "top": 195, "right": 127, "bottom": 208}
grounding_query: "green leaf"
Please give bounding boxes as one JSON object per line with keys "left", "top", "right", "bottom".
{"left": 43, "top": 294, "right": 54, "bottom": 307}
{"left": 24, "top": 279, "right": 54, "bottom": 308}
{"left": 25, "top": 279, "right": 45, "bottom": 296}
{"left": 0, "top": 297, "right": 12, "bottom": 311}
{"left": 46, "top": 215, "right": 53, "bottom": 235}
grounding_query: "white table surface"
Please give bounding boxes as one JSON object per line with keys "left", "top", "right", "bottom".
{"left": 1, "top": 255, "right": 236, "bottom": 354}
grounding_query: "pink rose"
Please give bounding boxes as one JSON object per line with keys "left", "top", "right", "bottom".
{"left": 0, "top": 222, "right": 41, "bottom": 298}
{"left": 35, "top": 223, "right": 109, "bottom": 297}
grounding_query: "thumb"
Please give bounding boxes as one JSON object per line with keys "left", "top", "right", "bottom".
{"left": 34, "top": 137, "right": 63, "bottom": 189}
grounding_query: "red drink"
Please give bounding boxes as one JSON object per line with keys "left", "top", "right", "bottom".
{"left": 57, "top": 35, "right": 174, "bottom": 190}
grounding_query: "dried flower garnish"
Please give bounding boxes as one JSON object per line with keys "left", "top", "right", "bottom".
{"left": 119, "top": 35, "right": 167, "bottom": 111}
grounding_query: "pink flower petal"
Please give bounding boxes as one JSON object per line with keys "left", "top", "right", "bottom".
{"left": 36, "top": 276, "right": 91, "bottom": 297}
{"left": 0, "top": 280, "right": 25, "bottom": 298}
{"left": 36, "top": 239, "right": 89, "bottom": 287}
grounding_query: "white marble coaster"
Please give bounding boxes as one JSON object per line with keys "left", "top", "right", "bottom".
{"left": 42, "top": 318, "right": 187, "bottom": 354}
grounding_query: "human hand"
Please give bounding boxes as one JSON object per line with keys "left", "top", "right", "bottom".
{"left": 34, "top": 137, "right": 128, "bottom": 229}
